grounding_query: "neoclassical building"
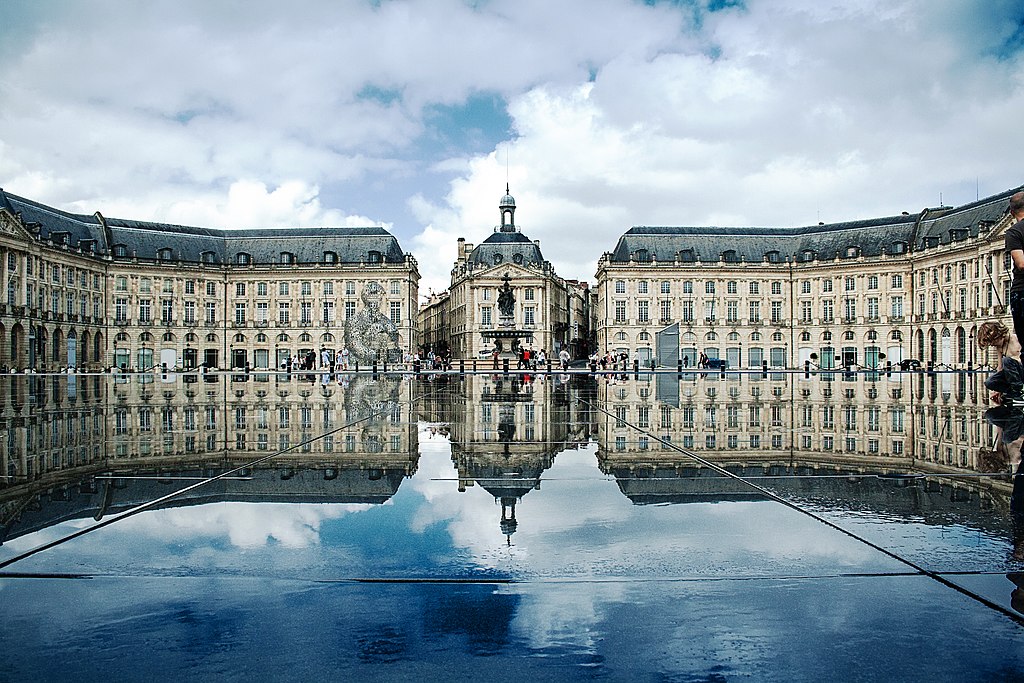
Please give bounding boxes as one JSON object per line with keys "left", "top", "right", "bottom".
{"left": 595, "top": 185, "right": 1023, "bottom": 371}
{"left": 0, "top": 190, "right": 419, "bottom": 371}
{"left": 419, "top": 188, "right": 592, "bottom": 360}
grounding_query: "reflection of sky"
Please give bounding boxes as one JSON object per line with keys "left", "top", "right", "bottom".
{"left": 4, "top": 420, "right": 1022, "bottom": 581}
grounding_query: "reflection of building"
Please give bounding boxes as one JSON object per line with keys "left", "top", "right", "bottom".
{"left": 0, "top": 191, "right": 419, "bottom": 372}
{"left": 596, "top": 185, "right": 1022, "bottom": 371}
{"left": 419, "top": 189, "right": 592, "bottom": 360}
{"left": 595, "top": 370, "right": 1006, "bottom": 488}
{"left": 434, "top": 373, "right": 593, "bottom": 539}
{"left": 0, "top": 374, "right": 420, "bottom": 542}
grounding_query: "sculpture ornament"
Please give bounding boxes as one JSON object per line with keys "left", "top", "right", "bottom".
{"left": 497, "top": 273, "right": 515, "bottom": 317}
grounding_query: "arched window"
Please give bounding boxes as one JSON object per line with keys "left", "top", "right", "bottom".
{"left": 493, "top": 253, "right": 503, "bottom": 265}
{"left": 233, "top": 333, "right": 246, "bottom": 343}
{"left": 139, "top": 332, "right": 153, "bottom": 342}
{"left": 764, "top": 250, "right": 781, "bottom": 264}
{"left": 256, "top": 333, "right": 268, "bottom": 343}
{"left": 185, "top": 332, "right": 198, "bottom": 343}
{"left": 162, "top": 332, "right": 175, "bottom": 342}
{"left": 800, "top": 331, "right": 811, "bottom": 341}
{"left": 822, "top": 331, "right": 833, "bottom": 341}
{"left": 891, "top": 330, "right": 903, "bottom": 341}
{"left": 299, "top": 333, "right": 312, "bottom": 342}
{"left": 115, "top": 332, "right": 129, "bottom": 342}
{"left": 277, "top": 333, "right": 290, "bottom": 342}
{"left": 614, "top": 332, "right": 628, "bottom": 341}
{"left": 638, "top": 331, "right": 650, "bottom": 341}
{"left": 705, "top": 331, "right": 718, "bottom": 341}
{"left": 727, "top": 332, "right": 739, "bottom": 341}
{"left": 772, "top": 332, "right": 784, "bottom": 341}
{"left": 206, "top": 333, "right": 218, "bottom": 343}
{"left": 843, "top": 331, "right": 855, "bottom": 341}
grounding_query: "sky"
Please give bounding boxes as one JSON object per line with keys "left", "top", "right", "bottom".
{"left": 1, "top": 0, "right": 1022, "bottom": 297}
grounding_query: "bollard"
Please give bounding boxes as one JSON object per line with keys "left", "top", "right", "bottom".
{"left": 633, "top": 359, "right": 639, "bottom": 379}
{"left": 885, "top": 360, "right": 892, "bottom": 378}
{"left": 372, "top": 362, "right": 378, "bottom": 379}
{"left": 720, "top": 362, "right": 725, "bottom": 379}
{"left": 413, "top": 360, "right": 421, "bottom": 374}
{"left": 590, "top": 360, "right": 597, "bottom": 373}
{"left": 547, "top": 359, "right": 552, "bottom": 373}
{"left": 804, "top": 360, "right": 810, "bottom": 379}
{"left": 677, "top": 359, "right": 683, "bottom": 374}
{"left": 927, "top": 360, "right": 934, "bottom": 376}
{"left": 762, "top": 360, "right": 768, "bottom": 380}
{"left": 459, "top": 359, "right": 465, "bottom": 374}
{"left": 503, "top": 357, "right": 509, "bottom": 375}
{"left": 383, "top": 360, "right": 388, "bottom": 373}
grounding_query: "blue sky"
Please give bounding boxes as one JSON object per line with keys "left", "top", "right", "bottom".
{"left": 0, "top": 0, "right": 1022, "bottom": 294}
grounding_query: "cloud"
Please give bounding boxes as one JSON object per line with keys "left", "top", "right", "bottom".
{"left": 0, "top": 0, "right": 1021, "bottom": 291}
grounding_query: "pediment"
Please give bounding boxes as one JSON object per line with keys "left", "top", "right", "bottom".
{"left": 0, "top": 209, "right": 38, "bottom": 241}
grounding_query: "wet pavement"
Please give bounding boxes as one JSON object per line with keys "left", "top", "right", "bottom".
{"left": 2, "top": 369, "right": 1024, "bottom": 681}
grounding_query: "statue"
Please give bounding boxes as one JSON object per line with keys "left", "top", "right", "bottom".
{"left": 345, "top": 281, "right": 399, "bottom": 364}
{"left": 497, "top": 273, "right": 515, "bottom": 318}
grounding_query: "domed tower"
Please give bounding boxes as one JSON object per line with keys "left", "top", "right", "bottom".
{"left": 499, "top": 184, "right": 516, "bottom": 232}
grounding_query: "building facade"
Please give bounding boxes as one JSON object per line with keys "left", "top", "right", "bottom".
{"left": 0, "top": 190, "right": 419, "bottom": 371}
{"left": 595, "top": 185, "right": 1023, "bottom": 372}
{"left": 420, "top": 188, "right": 591, "bottom": 361}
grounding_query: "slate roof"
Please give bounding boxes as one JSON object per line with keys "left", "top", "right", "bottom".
{"left": 608, "top": 184, "right": 1024, "bottom": 264}
{"left": 468, "top": 229, "right": 545, "bottom": 267}
{"left": 0, "top": 190, "right": 409, "bottom": 265}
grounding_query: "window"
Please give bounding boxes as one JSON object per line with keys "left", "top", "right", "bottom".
{"left": 705, "top": 281, "right": 715, "bottom": 295}
{"left": 822, "top": 279, "right": 833, "bottom": 293}
{"left": 139, "top": 299, "right": 151, "bottom": 323}
{"left": 638, "top": 281, "right": 648, "bottom": 294}
{"left": 525, "top": 287, "right": 535, "bottom": 300}
{"left": 844, "top": 276, "right": 855, "bottom": 291}
{"left": 206, "top": 282, "right": 216, "bottom": 296}
{"left": 524, "top": 306, "right": 535, "bottom": 326}
{"left": 614, "top": 301, "right": 627, "bottom": 323}
{"left": 185, "top": 280, "right": 195, "bottom": 295}
{"left": 683, "top": 281, "right": 693, "bottom": 294}
{"left": 301, "top": 281, "right": 312, "bottom": 296}
{"left": 323, "top": 251, "right": 336, "bottom": 264}
{"left": 236, "top": 252, "right": 251, "bottom": 265}
{"left": 801, "top": 280, "right": 811, "bottom": 294}
{"left": 481, "top": 306, "right": 492, "bottom": 326}
{"left": 749, "top": 281, "right": 759, "bottom": 295}
{"left": 279, "top": 282, "right": 289, "bottom": 296}
{"left": 771, "top": 281, "right": 782, "bottom": 295}
{"left": 389, "top": 301, "right": 401, "bottom": 324}
{"left": 660, "top": 281, "right": 670, "bottom": 294}
{"left": 891, "top": 274, "right": 903, "bottom": 289}
{"left": 727, "top": 281, "right": 738, "bottom": 294}
{"left": 235, "top": 303, "right": 246, "bottom": 324}
{"left": 660, "top": 300, "right": 671, "bottom": 321}
{"left": 637, "top": 300, "right": 649, "bottom": 323}
{"left": 324, "top": 281, "right": 334, "bottom": 296}
{"left": 615, "top": 280, "right": 626, "bottom": 294}
{"left": 278, "top": 302, "right": 290, "bottom": 323}
{"left": 235, "top": 282, "right": 246, "bottom": 297}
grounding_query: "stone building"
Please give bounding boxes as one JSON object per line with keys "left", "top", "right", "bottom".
{"left": 0, "top": 190, "right": 419, "bottom": 371}
{"left": 595, "top": 185, "right": 1023, "bottom": 372}
{"left": 420, "top": 188, "right": 589, "bottom": 361}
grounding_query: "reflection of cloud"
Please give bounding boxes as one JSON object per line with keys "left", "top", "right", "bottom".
{"left": 116, "top": 502, "right": 373, "bottom": 548}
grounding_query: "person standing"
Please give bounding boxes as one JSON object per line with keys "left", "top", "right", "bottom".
{"left": 1005, "top": 191, "right": 1024, "bottom": 344}
{"left": 559, "top": 348, "right": 570, "bottom": 371}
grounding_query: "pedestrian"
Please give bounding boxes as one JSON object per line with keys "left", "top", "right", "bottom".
{"left": 1006, "top": 191, "right": 1024, "bottom": 344}
{"left": 559, "top": 348, "right": 570, "bottom": 371}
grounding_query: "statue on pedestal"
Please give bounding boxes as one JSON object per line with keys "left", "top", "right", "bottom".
{"left": 497, "top": 273, "right": 515, "bottom": 318}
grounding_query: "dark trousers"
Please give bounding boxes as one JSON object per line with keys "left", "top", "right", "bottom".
{"left": 1012, "top": 291, "right": 1024, "bottom": 347}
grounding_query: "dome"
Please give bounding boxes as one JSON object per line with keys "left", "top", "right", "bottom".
{"left": 500, "top": 193, "right": 516, "bottom": 208}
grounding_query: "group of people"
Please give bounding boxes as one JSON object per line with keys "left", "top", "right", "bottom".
{"left": 281, "top": 348, "right": 352, "bottom": 373}
{"left": 590, "top": 350, "right": 631, "bottom": 371}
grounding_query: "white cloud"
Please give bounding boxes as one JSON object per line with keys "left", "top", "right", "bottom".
{"left": 0, "top": 0, "right": 1021, "bottom": 288}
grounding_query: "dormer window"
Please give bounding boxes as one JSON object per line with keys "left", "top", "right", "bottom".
{"left": 679, "top": 249, "right": 696, "bottom": 262}
{"left": 112, "top": 244, "right": 128, "bottom": 258}
{"left": 201, "top": 251, "right": 217, "bottom": 264}
{"left": 844, "top": 246, "right": 860, "bottom": 258}
{"left": 889, "top": 241, "right": 907, "bottom": 255}
{"left": 722, "top": 249, "right": 739, "bottom": 263}
{"left": 950, "top": 228, "right": 968, "bottom": 242}
{"left": 235, "top": 252, "right": 251, "bottom": 265}
{"left": 368, "top": 251, "right": 383, "bottom": 264}
{"left": 924, "top": 236, "right": 939, "bottom": 248}
{"left": 492, "top": 253, "right": 503, "bottom": 265}
{"left": 764, "top": 250, "right": 781, "bottom": 264}
{"left": 323, "top": 251, "right": 337, "bottom": 264}
{"left": 51, "top": 231, "right": 69, "bottom": 246}
{"left": 80, "top": 239, "right": 95, "bottom": 254}
{"left": 800, "top": 249, "right": 816, "bottom": 262}
{"left": 280, "top": 251, "right": 295, "bottom": 265}
{"left": 158, "top": 248, "right": 173, "bottom": 261}
{"left": 635, "top": 249, "right": 650, "bottom": 263}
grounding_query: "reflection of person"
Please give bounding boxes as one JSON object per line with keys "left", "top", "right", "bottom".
{"left": 978, "top": 321, "right": 1024, "bottom": 406}
{"left": 1004, "top": 192, "right": 1024, "bottom": 344}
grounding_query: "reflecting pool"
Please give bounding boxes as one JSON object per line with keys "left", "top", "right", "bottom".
{"left": 2, "top": 369, "right": 1024, "bottom": 681}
